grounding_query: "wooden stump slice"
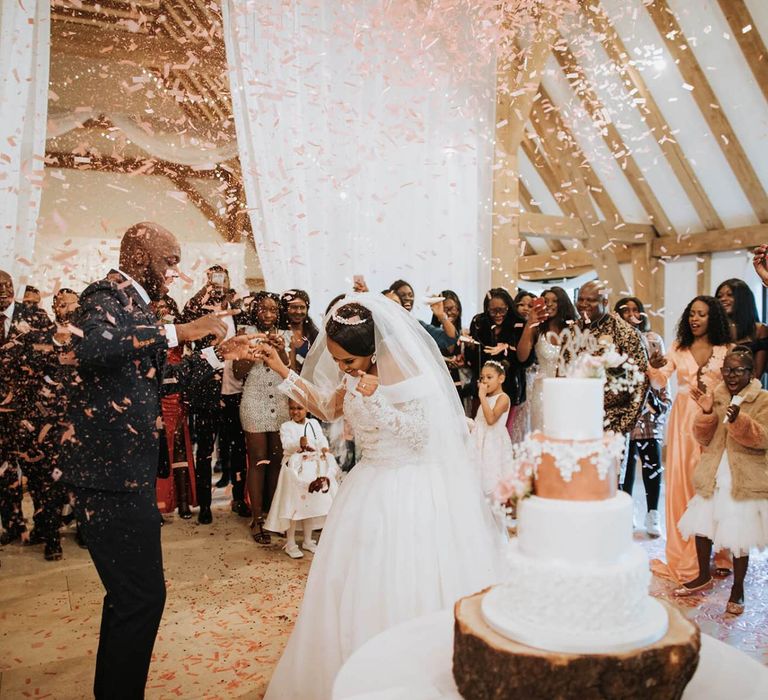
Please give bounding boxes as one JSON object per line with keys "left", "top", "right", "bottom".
{"left": 453, "top": 589, "right": 700, "bottom": 700}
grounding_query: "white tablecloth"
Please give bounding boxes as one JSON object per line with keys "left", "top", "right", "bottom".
{"left": 333, "top": 609, "right": 768, "bottom": 700}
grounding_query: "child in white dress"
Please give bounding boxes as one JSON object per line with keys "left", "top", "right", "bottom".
{"left": 472, "top": 360, "right": 515, "bottom": 496}
{"left": 265, "top": 399, "right": 339, "bottom": 558}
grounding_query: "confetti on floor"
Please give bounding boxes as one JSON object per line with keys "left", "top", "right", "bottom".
{"left": 2, "top": 492, "right": 767, "bottom": 699}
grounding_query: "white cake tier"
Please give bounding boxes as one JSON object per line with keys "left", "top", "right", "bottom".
{"left": 543, "top": 377, "right": 604, "bottom": 440}
{"left": 518, "top": 493, "right": 634, "bottom": 565}
{"left": 482, "top": 541, "right": 668, "bottom": 654}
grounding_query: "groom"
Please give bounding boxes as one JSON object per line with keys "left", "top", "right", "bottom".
{"left": 59, "top": 222, "right": 257, "bottom": 699}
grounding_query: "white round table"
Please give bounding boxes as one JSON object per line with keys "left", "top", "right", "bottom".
{"left": 333, "top": 609, "right": 768, "bottom": 700}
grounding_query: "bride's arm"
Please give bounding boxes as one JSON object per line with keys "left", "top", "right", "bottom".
{"left": 256, "top": 343, "right": 345, "bottom": 421}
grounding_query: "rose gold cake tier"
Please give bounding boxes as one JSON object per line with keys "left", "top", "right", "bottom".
{"left": 531, "top": 433, "right": 617, "bottom": 501}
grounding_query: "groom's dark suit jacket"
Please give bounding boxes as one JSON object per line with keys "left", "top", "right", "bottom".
{"left": 59, "top": 271, "right": 214, "bottom": 493}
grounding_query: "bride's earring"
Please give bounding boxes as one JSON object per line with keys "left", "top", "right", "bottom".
{"left": 371, "top": 353, "right": 377, "bottom": 365}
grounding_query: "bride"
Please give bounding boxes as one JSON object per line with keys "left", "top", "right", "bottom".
{"left": 257, "top": 292, "right": 502, "bottom": 700}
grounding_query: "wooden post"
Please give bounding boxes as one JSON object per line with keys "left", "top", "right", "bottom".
{"left": 697, "top": 254, "right": 712, "bottom": 296}
{"left": 491, "top": 18, "right": 555, "bottom": 290}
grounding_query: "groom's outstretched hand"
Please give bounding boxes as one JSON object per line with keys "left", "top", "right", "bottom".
{"left": 355, "top": 370, "right": 379, "bottom": 397}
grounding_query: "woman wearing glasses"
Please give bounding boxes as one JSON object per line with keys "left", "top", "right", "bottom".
{"left": 648, "top": 296, "right": 733, "bottom": 584}
{"left": 675, "top": 346, "right": 768, "bottom": 615}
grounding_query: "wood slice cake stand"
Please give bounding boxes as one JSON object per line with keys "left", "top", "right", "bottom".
{"left": 453, "top": 589, "right": 700, "bottom": 700}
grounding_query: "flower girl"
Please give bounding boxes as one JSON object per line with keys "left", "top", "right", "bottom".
{"left": 265, "top": 399, "right": 340, "bottom": 558}
{"left": 472, "top": 360, "right": 515, "bottom": 496}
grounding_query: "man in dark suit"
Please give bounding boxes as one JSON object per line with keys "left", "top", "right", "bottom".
{"left": 182, "top": 265, "right": 249, "bottom": 523}
{"left": 0, "top": 269, "right": 54, "bottom": 544}
{"left": 59, "top": 222, "right": 257, "bottom": 699}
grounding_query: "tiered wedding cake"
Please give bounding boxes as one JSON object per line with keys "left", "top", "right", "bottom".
{"left": 453, "top": 377, "right": 701, "bottom": 699}
{"left": 482, "top": 378, "right": 668, "bottom": 654}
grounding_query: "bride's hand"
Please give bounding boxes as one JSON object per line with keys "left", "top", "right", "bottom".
{"left": 355, "top": 370, "right": 379, "bottom": 397}
{"left": 254, "top": 342, "right": 290, "bottom": 378}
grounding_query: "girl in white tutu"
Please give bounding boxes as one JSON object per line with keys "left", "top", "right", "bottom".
{"left": 472, "top": 360, "right": 514, "bottom": 496}
{"left": 676, "top": 346, "right": 768, "bottom": 615}
{"left": 264, "top": 399, "right": 339, "bottom": 559}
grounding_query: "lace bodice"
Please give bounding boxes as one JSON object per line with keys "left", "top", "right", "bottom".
{"left": 342, "top": 389, "right": 428, "bottom": 462}
{"left": 534, "top": 332, "right": 560, "bottom": 380}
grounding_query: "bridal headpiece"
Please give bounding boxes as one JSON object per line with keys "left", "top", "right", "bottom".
{"left": 332, "top": 313, "right": 369, "bottom": 326}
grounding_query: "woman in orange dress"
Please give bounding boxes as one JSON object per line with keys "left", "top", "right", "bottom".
{"left": 649, "top": 296, "right": 732, "bottom": 584}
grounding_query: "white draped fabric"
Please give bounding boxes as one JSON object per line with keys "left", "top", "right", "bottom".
{"left": 46, "top": 109, "right": 239, "bottom": 168}
{"left": 0, "top": 0, "right": 49, "bottom": 278}
{"left": 223, "top": 0, "right": 495, "bottom": 312}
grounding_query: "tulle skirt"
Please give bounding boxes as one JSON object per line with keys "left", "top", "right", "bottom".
{"left": 678, "top": 452, "right": 768, "bottom": 557}
{"left": 263, "top": 454, "right": 502, "bottom": 700}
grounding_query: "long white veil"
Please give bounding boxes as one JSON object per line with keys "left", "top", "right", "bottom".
{"left": 302, "top": 292, "right": 503, "bottom": 592}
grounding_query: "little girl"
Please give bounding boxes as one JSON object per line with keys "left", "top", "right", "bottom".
{"left": 472, "top": 360, "right": 515, "bottom": 496}
{"left": 265, "top": 399, "right": 340, "bottom": 558}
{"left": 676, "top": 346, "right": 768, "bottom": 615}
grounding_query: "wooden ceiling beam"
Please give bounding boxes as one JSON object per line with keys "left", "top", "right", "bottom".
{"left": 652, "top": 224, "right": 768, "bottom": 257}
{"left": 520, "top": 211, "right": 655, "bottom": 244}
{"left": 552, "top": 34, "right": 677, "bottom": 236}
{"left": 51, "top": 23, "right": 226, "bottom": 72}
{"left": 536, "top": 85, "right": 624, "bottom": 225}
{"left": 582, "top": 0, "right": 723, "bottom": 231}
{"left": 716, "top": 0, "right": 768, "bottom": 106}
{"left": 521, "top": 135, "right": 580, "bottom": 218}
{"left": 646, "top": 0, "right": 768, "bottom": 222}
{"left": 518, "top": 180, "right": 542, "bottom": 214}
{"left": 528, "top": 96, "right": 630, "bottom": 299}
{"left": 164, "top": 172, "right": 237, "bottom": 243}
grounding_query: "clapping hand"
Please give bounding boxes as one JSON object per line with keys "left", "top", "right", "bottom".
{"left": 753, "top": 245, "right": 768, "bottom": 286}
{"left": 484, "top": 343, "right": 509, "bottom": 357}
{"left": 726, "top": 403, "right": 741, "bottom": 423}
{"left": 690, "top": 385, "right": 714, "bottom": 414}
{"left": 649, "top": 350, "right": 667, "bottom": 369}
{"left": 217, "top": 334, "right": 263, "bottom": 361}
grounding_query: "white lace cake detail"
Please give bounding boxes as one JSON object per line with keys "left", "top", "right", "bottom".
{"left": 481, "top": 540, "right": 668, "bottom": 653}
{"left": 507, "top": 431, "right": 626, "bottom": 485}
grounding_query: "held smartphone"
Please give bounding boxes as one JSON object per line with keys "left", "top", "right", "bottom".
{"left": 210, "top": 272, "right": 226, "bottom": 286}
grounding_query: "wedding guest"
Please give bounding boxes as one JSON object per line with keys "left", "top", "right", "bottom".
{"left": 388, "top": 279, "right": 458, "bottom": 351}
{"left": 182, "top": 265, "right": 247, "bottom": 523}
{"left": 614, "top": 296, "right": 671, "bottom": 538}
{"left": 517, "top": 287, "right": 577, "bottom": 431}
{"left": 559, "top": 281, "right": 649, "bottom": 436}
{"left": 508, "top": 289, "right": 539, "bottom": 441}
{"left": 471, "top": 360, "right": 514, "bottom": 496}
{"left": 466, "top": 288, "right": 529, "bottom": 434}
{"left": 152, "top": 296, "right": 196, "bottom": 520}
{"left": 265, "top": 399, "right": 339, "bottom": 558}
{"left": 676, "top": 346, "right": 768, "bottom": 615}
{"left": 235, "top": 292, "right": 291, "bottom": 544}
{"left": 281, "top": 289, "right": 320, "bottom": 371}
{"left": 715, "top": 278, "right": 768, "bottom": 379}
{"left": 57, "top": 222, "right": 256, "bottom": 699}
{"left": 430, "top": 290, "right": 472, "bottom": 412}
{"left": 648, "top": 295, "right": 733, "bottom": 583}
{"left": 0, "top": 269, "right": 53, "bottom": 545}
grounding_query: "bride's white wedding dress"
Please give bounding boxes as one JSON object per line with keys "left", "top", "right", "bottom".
{"left": 264, "top": 293, "right": 502, "bottom": 700}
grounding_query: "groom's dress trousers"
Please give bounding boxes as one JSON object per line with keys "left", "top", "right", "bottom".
{"left": 60, "top": 272, "right": 215, "bottom": 699}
